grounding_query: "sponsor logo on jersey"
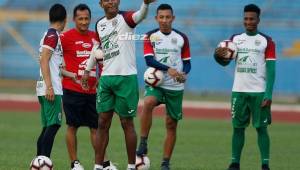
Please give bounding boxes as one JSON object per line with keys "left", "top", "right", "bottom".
{"left": 82, "top": 43, "right": 92, "bottom": 48}
{"left": 76, "top": 50, "right": 91, "bottom": 57}
{"left": 237, "top": 39, "right": 246, "bottom": 45}
{"left": 128, "top": 109, "right": 135, "bottom": 114}
{"left": 75, "top": 41, "right": 84, "bottom": 44}
{"left": 155, "top": 41, "right": 162, "bottom": 45}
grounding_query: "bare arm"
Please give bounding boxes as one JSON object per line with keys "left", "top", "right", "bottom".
{"left": 60, "top": 58, "right": 80, "bottom": 84}
{"left": 132, "top": 0, "right": 156, "bottom": 24}
{"left": 40, "top": 47, "right": 54, "bottom": 101}
{"left": 81, "top": 44, "right": 100, "bottom": 90}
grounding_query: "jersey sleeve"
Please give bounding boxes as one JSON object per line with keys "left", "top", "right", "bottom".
{"left": 121, "top": 11, "right": 137, "bottom": 28}
{"left": 265, "top": 38, "right": 276, "bottom": 60}
{"left": 42, "top": 29, "right": 58, "bottom": 51}
{"left": 181, "top": 34, "right": 191, "bottom": 60}
{"left": 94, "top": 21, "right": 101, "bottom": 43}
{"left": 144, "top": 34, "right": 154, "bottom": 57}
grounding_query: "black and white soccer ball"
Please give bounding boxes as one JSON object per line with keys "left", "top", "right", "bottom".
{"left": 135, "top": 155, "right": 150, "bottom": 170}
{"left": 91, "top": 44, "right": 104, "bottom": 64}
{"left": 30, "top": 156, "right": 53, "bottom": 170}
{"left": 218, "top": 40, "right": 238, "bottom": 60}
{"left": 144, "top": 67, "right": 164, "bottom": 87}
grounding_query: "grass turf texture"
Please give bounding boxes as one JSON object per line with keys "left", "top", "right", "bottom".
{"left": 0, "top": 111, "right": 300, "bottom": 170}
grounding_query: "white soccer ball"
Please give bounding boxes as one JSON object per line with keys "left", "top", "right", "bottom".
{"left": 91, "top": 44, "right": 104, "bottom": 64}
{"left": 136, "top": 155, "right": 150, "bottom": 170}
{"left": 218, "top": 40, "right": 238, "bottom": 59}
{"left": 144, "top": 67, "right": 164, "bottom": 87}
{"left": 30, "top": 156, "right": 53, "bottom": 170}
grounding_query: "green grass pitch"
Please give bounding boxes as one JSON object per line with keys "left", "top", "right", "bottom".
{"left": 0, "top": 111, "right": 300, "bottom": 170}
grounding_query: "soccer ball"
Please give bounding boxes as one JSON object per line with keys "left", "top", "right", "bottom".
{"left": 91, "top": 44, "right": 104, "bottom": 64}
{"left": 30, "top": 156, "right": 53, "bottom": 170}
{"left": 136, "top": 155, "right": 150, "bottom": 170}
{"left": 218, "top": 40, "right": 238, "bottom": 59}
{"left": 144, "top": 67, "right": 164, "bottom": 87}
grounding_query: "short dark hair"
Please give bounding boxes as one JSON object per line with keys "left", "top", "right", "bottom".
{"left": 73, "top": 4, "right": 91, "bottom": 18}
{"left": 156, "top": 4, "right": 173, "bottom": 14}
{"left": 49, "top": 3, "right": 67, "bottom": 23}
{"left": 244, "top": 4, "right": 260, "bottom": 17}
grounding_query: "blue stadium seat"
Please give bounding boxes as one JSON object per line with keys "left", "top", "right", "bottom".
{"left": 1, "top": 0, "right": 300, "bottom": 94}
{"left": 0, "top": 0, "right": 7, "bottom": 6}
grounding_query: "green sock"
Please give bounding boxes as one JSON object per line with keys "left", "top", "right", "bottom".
{"left": 256, "top": 127, "right": 270, "bottom": 165}
{"left": 231, "top": 128, "right": 245, "bottom": 163}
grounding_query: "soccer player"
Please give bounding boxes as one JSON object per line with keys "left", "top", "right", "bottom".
{"left": 214, "top": 4, "right": 276, "bottom": 170}
{"left": 35, "top": 3, "right": 66, "bottom": 158}
{"left": 60, "top": 4, "right": 116, "bottom": 170}
{"left": 82, "top": 0, "right": 156, "bottom": 169}
{"left": 136, "top": 4, "right": 191, "bottom": 170}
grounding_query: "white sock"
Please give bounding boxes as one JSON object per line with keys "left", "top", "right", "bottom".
{"left": 127, "top": 164, "right": 136, "bottom": 169}
{"left": 94, "top": 164, "right": 103, "bottom": 170}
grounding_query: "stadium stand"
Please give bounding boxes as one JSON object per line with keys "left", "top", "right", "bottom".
{"left": 0, "top": 0, "right": 299, "bottom": 95}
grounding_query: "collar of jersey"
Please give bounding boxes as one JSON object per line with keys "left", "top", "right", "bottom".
{"left": 246, "top": 31, "right": 258, "bottom": 36}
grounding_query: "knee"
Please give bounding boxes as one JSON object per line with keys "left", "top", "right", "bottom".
{"left": 67, "top": 126, "right": 77, "bottom": 133}
{"left": 233, "top": 128, "right": 245, "bottom": 135}
{"left": 98, "top": 118, "right": 110, "bottom": 130}
{"left": 256, "top": 127, "right": 268, "bottom": 134}
{"left": 49, "top": 124, "right": 60, "bottom": 131}
{"left": 120, "top": 118, "right": 135, "bottom": 131}
{"left": 144, "top": 97, "right": 157, "bottom": 109}
{"left": 166, "top": 118, "right": 177, "bottom": 131}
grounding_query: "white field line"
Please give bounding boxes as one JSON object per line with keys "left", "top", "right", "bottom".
{"left": 1, "top": 93, "right": 300, "bottom": 112}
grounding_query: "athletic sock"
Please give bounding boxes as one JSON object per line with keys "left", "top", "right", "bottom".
{"left": 140, "top": 136, "right": 148, "bottom": 144}
{"left": 161, "top": 157, "right": 170, "bottom": 166}
{"left": 256, "top": 127, "right": 270, "bottom": 165}
{"left": 36, "top": 127, "right": 46, "bottom": 156}
{"left": 137, "top": 136, "right": 148, "bottom": 155}
{"left": 40, "top": 124, "right": 60, "bottom": 157}
{"left": 231, "top": 128, "right": 245, "bottom": 163}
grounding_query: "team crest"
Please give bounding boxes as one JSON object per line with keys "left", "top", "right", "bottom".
{"left": 171, "top": 38, "right": 177, "bottom": 44}
{"left": 255, "top": 40, "right": 261, "bottom": 46}
{"left": 112, "top": 19, "right": 118, "bottom": 27}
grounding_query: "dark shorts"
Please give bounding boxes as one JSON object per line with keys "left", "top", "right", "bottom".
{"left": 62, "top": 89, "right": 98, "bottom": 129}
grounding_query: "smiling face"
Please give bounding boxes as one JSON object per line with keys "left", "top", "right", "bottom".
{"left": 100, "top": 0, "right": 120, "bottom": 19}
{"left": 244, "top": 11, "right": 260, "bottom": 33}
{"left": 74, "top": 9, "right": 91, "bottom": 34}
{"left": 155, "top": 9, "right": 175, "bottom": 34}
